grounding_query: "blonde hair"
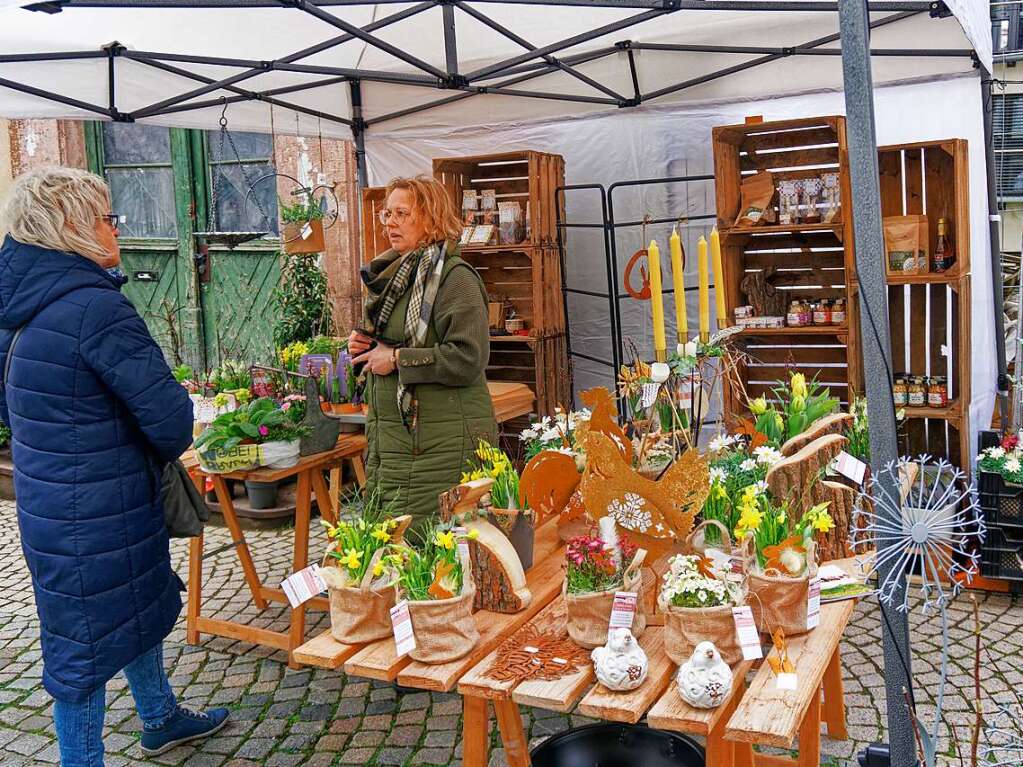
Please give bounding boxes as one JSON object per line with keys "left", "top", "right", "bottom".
{"left": 385, "top": 175, "right": 462, "bottom": 245}
{"left": 1, "top": 166, "right": 116, "bottom": 267}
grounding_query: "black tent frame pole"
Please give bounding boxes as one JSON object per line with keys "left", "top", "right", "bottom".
{"left": 349, "top": 80, "right": 367, "bottom": 190}
{"left": 23, "top": 0, "right": 940, "bottom": 10}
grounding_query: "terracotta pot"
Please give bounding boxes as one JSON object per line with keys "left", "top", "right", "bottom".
{"left": 283, "top": 218, "right": 325, "bottom": 254}
{"left": 360, "top": 404, "right": 369, "bottom": 415}
{"left": 329, "top": 403, "right": 347, "bottom": 415}
{"left": 338, "top": 402, "right": 361, "bottom": 414}
{"left": 320, "top": 402, "right": 331, "bottom": 414}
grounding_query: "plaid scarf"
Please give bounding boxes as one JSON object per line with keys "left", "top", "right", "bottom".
{"left": 368, "top": 241, "right": 447, "bottom": 429}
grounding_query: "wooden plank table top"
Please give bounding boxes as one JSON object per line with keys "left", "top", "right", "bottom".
{"left": 576, "top": 627, "right": 674, "bottom": 725}
{"left": 647, "top": 659, "right": 754, "bottom": 736}
{"left": 725, "top": 598, "right": 856, "bottom": 749}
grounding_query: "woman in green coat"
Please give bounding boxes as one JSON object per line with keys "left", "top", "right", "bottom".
{"left": 349, "top": 175, "right": 497, "bottom": 528}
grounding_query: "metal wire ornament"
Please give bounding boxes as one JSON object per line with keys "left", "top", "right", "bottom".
{"left": 981, "top": 702, "right": 1023, "bottom": 766}
{"left": 851, "top": 455, "right": 984, "bottom": 613}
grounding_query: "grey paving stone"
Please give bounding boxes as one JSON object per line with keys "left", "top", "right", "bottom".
{"left": 377, "top": 746, "right": 414, "bottom": 765}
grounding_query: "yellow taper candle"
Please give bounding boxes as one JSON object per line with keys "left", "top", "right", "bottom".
{"left": 697, "top": 235, "right": 710, "bottom": 343}
{"left": 669, "top": 227, "right": 688, "bottom": 344}
{"left": 648, "top": 239, "right": 667, "bottom": 362}
{"left": 710, "top": 226, "right": 727, "bottom": 327}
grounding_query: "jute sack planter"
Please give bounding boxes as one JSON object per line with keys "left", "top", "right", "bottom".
{"left": 748, "top": 540, "right": 818, "bottom": 637}
{"left": 663, "top": 520, "right": 747, "bottom": 666}
{"left": 322, "top": 549, "right": 397, "bottom": 644}
{"left": 564, "top": 549, "right": 647, "bottom": 650}
{"left": 405, "top": 549, "right": 480, "bottom": 664}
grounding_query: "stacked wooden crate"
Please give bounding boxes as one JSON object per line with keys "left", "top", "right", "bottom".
{"left": 713, "top": 116, "right": 861, "bottom": 418}
{"left": 433, "top": 151, "right": 570, "bottom": 423}
{"left": 877, "top": 139, "right": 970, "bottom": 468}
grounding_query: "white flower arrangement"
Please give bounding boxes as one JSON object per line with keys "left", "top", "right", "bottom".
{"left": 708, "top": 434, "right": 738, "bottom": 454}
{"left": 979, "top": 437, "right": 1023, "bottom": 485}
{"left": 708, "top": 466, "right": 727, "bottom": 484}
{"left": 753, "top": 445, "right": 783, "bottom": 467}
{"left": 739, "top": 458, "right": 757, "bottom": 472}
{"left": 659, "top": 554, "right": 740, "bottom": 609}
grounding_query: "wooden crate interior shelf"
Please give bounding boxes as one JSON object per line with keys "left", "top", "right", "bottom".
{"left": 878, "top": 138, "right": 971, "bottom": 469}
{"left": 714, "top": 115, "right": 860, "bottom": 414}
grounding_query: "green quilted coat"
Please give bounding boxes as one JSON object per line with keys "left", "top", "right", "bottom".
{"left": 363, "top": 242, "right": 497, "bottom": 529}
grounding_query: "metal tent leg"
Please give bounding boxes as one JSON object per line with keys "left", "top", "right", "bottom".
{"left": 838, "top": 2, "right": 916, "bottom": 765}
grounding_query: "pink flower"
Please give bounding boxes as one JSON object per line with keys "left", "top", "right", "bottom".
{"left": 258, "top": 425, "right": 269, "bottom": 437}
{"left": 281, "top": 402, "right": 291, "bottom": 412}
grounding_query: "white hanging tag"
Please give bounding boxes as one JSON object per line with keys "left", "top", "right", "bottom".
{"left": 390, "top": 600, "right": 417, "bottom": 657}
{"left": 641, "top": 382, "right": 660, "bottom": 409}
{"left": 732, "top": 606, "right": 763, "bottom": 661}
{"left": 280, "top": 564, "right": 327, "bottom": 609}
{"left": 776, "top": 672, "right": 798, "bottom": 691}
{"left": 833, "top": 451, "right": 867, "bottom": 486}
{"left": 301, "top": 222, "right": 313, "bottom": 240}
{"left": 806, "top": 577, "right": 822, "bottom": 630}
{"left": 454, "top": 526, "right": 471, "bottom": 559}
{"left": 608, "top": 591, "right": 638, "bottom": 630}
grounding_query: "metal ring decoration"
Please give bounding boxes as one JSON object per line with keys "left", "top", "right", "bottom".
{"left": 243, "top": 171, "right": 341, "bottom": 244}
{"left": 624, "top": 248, "right": 651, "bottom": 300}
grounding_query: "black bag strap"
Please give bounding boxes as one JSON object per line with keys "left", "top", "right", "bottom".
{"left": 3, "top": 326, "right": 25, "bottom": 390}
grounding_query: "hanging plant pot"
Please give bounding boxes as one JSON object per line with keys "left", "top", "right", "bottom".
{"left": 283, "top": 219, "right": 325, "bottom": 254}
{"left": 244, "top": 480, "right": 280, "bottom": 510}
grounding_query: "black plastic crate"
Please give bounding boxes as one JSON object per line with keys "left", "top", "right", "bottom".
{"left": 977, "top": 430, "right": 1023, "bottom": 527}
{"left": 980, "top": 526, "right": 1023, "bottom": 581}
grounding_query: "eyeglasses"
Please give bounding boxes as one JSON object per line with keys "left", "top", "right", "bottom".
{"left": 378, "top": 208, "right": 412, "bottom": 226}
{"left": 98, "top": 213, "right": 122, "bottom": 228}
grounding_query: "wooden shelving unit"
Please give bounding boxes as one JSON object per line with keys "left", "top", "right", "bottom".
{"left": 713, "top": 116, "right": 860, "bottom": 418}
{"left": 876, "top": 138, "right": 971, "bottom": 469}
{"left": 433, "top": 151, "right": 570, "bottom": 423}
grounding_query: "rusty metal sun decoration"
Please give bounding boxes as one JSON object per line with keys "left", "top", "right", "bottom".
{"left": 851, "top": 455, "right": 984, "bottom": 614}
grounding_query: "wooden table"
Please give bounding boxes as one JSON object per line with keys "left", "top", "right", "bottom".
{"left": 185, "top": 435, "right": 367, "bottom": 668}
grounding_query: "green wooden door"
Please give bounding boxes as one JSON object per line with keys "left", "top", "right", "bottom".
{"left": 86, "top": 122, "right": 281, "bottom": 373}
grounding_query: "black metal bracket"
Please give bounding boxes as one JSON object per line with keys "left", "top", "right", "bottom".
{"left": 443, "top": 74, "right": 470, "bottom": 89}
{"left": 618, "top": 97, "right": 641, "bottom": 108}
{"left": 24, "top": 0, "right": 66, "bottom": 12}
{"left": 110, "top": 110, "right": 134, "bottom": 122}
{"left": 928, "top": 1, "right": 951, "bottom": 19}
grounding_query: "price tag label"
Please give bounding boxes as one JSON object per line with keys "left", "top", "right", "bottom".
{"left": 732, "top": 606, "right": 763, "bottom": 661}
{"left": 454, "top": 526, "right": 471, "bottom": 560}
{"left": 807, "top": 577, "right": 822, "bottom": 630}
{"left": 301, "top": 222, "right": 313, "bottom": 240}
{"left": 609, "top": 591, "right": 638, "bottom": 630}
{"left": 640, "top": 382, "right": 660, "bottom": 409}
{"left": 390, "top": 600, "right": 417, "bottom": 657}
{"left": 776, "top": 673, "right": 798, "bottom": 691}
{"left": 280, "top": 564, "right": 327, "bottom": 609}
{"left": 833, "top": 451, "right": 867, "bottom": 486}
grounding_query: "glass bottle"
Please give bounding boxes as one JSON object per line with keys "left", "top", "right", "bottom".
{"left": 932, "top": 218, "right": 954, "bottom": 272}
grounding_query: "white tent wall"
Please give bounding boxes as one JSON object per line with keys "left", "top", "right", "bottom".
{"left": 364, "top": 71, "right": 995, "bottom": 454}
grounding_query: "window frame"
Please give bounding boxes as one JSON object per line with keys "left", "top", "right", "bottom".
{"left": 202, "top": 128, "right": 280, "bottom": 237}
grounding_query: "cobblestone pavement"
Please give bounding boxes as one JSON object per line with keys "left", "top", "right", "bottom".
{"left": 1, "top": 499, "right": 1022, "bottom": 766}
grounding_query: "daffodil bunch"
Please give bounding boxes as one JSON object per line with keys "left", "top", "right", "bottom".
{"left": 700, "top": 448, "right": 771, "bottom": 543}
{"left": 278, "top": 340, "right": 311, "bottom": 372}
{"left": 392, "top": 525, "right": 478, "bottom": 601}
{"left": 323, "top": 515, "right": 403, "bottom": 587}
{"left": 733, "top": 490, "right": 834, "bottom": 576}
{"left": 749, "top": 372, "right": 839, "bottom": 447}
{"left": 463, "top": 440, "right": 520, "bottom": 510}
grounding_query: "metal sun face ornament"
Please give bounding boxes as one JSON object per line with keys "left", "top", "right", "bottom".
{"left": 850, "top": 455, "right": 984, "bottom": 613}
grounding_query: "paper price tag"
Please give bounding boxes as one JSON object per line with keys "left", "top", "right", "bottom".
{"left": 390, "top": 600, "right": 417, "bottom": 657}
{"left": 807, "top": 577, "right": 822, "bottom": 630}
{"left": 301, "top": 222, "right": 313, "bottom": 240}
{"left": 609, "top": 591, "right": 637, "bottom": 630}
{"left": 833, "top": 451, "right": 867, "bottom": 486}
{"left": 640, "top": 382, "right": 660, "bottom": 409}
{"left": 280, "top": 564, "right": 327, "bottom": 609}
{"left": 732, "top": 606, "right": 763, "bottom": 661}
{"left": 776, "top": 673, "right": 798, "bottom": 691}
{"left": 454, "top": 526, "right": 471, "bottom": 559}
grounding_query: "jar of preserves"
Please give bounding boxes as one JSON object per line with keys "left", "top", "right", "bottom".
{"left": 787, "top": 300, "right": 803, "bottom": 327}
{"left": 800, "top": 300, "right": 811, "bottom": 326}
{"left": 892, "top": 376, "right": 908, "bottom": 407}
{"left": 907, "top": 376, "right": 927, "bottom": 407}
{"left": 928, "top": 376, "right": 948, "bottom": 408}
{"left": 831, "top": 298, "right": 846, "bottom": 326}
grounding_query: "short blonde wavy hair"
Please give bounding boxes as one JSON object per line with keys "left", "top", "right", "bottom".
{"left": 385, "top": 175, "right": 462, "bottom": 245}
{"left": 1, "top": 166, "right": 115, "bottom": 266}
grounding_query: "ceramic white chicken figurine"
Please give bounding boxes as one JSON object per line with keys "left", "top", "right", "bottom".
{"left": 591, "top": 628, "right": 648, "bottom": 692}
{"left": 676, "top": 641, "right": 732, "bottom": 709}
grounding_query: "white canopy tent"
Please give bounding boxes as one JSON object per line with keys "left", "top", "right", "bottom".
{"left": 0, "top": 2, "right": 1004, "bottom": 763}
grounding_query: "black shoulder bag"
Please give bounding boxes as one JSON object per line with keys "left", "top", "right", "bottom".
{"left": 4, "top": 326, "right": 209, "bottom": 538}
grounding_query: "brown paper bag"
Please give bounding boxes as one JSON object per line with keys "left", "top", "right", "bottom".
{"left": 405, "top": 550, "right": 480, "bottom": 664}
{"left": 663, "top": 520, "right": 747, "bottom": 666}
{"left": 565, "top": 550, "right": 647, "bottom": 650}
{"left": 325, "top": 549, "right": 397, "bottom": 644}
{"left": 748, "top": 540, "right": 818, "bottom": 637}
{"left": 883, "top": 215, "right": 929, "bottom": 276}
{"left": 735, "top": 170, "right": 776, "bottom": 227}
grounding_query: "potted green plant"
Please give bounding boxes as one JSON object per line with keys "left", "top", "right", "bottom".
{"left": 463, "top": 440, "right": 534, "bottom": 570}
{"left": 335, "top": 350, "right": 362, "bottom": 415}
{"left": 281, "top": 197, "right": 326, "bottom": 255}
{"left": 194, "top": 397, "right": 310, "bottom": 476}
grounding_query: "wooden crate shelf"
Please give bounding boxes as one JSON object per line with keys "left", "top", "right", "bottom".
{"left": 878, "top": 138, "right": 970, "bottom": 472}
{"left": 714, "top": 115, "right": 859, "bottom": 419}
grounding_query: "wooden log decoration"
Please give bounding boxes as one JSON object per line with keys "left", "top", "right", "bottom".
{"left": 765, "top": 432, "right": 856, "bottom": 562}
{"left": 779, "top": 412, "right": 854, "bottom": 457}
{"left": 740, "top": 267, "right": 786, "bottom": 317}
{"left": 437, "top": 478, "right": 532, "bottom": 614}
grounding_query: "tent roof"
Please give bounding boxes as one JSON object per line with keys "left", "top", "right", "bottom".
{"left": 0, "top": 0, "right": 992, "bottom": 137}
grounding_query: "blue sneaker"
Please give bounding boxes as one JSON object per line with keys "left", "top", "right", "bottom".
{"left": 140, "top": 705, "right": 230, "bottom": 756}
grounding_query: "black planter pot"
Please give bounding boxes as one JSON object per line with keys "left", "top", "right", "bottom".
{"left": 530, "top": 723, "right": 704, "bottom": 767}
{"left": 508, "top": 514, "right": 535, "bottom": 572}
{"left": 245, "top": 480, "right": 279, "bottom": 510}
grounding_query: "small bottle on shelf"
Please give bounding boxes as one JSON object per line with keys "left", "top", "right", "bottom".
{"left": 831, "top": 298, "right": 846, "bottom": 326}
{"left": 907, "top": 376, "right": 927, "bottom": 407}
{"left": 928, "top": 376, "right": 948, "bottom": 408}
{"left": 932, "top": 218, "right": 954, "bottom": 272}
{"left": 813, "top": 300, "right": 830, "bottom": 326}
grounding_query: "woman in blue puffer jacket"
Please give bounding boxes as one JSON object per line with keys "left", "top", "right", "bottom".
{"left": 0, "top": 167, "right": 229, "bottom": 766}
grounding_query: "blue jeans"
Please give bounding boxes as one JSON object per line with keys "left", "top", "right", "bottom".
{"left": 53, "top": 642, "right": 177, "bottom": 767}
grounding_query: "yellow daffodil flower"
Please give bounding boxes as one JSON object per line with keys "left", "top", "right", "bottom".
{"left": 790, "top": 372, "right": 808, "bottom": 398}
{"left": 373, "top": 560, "right": 386, "bottom": 577}
{"left": 435, "top": 530, "right": 455, "bottom": 550}
{"left": 812, "top": 515, "right": 835, "bottom": 533}
{"left": 467, "top": 528, "right": 480, "bottom": 540}
{"left": 371, "top": 527, "right": 391, "bottom": 543}
{"left": 737, "top": 506, "right": 763, "bottom": 531}
{"left": 338, "top": 548, "right": 362, "bottom": 570}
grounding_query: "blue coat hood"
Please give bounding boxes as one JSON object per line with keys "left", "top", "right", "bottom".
{"left": 0, "top": 236, "right": 193, "bottom": 702}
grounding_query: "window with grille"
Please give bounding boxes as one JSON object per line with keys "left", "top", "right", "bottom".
{"left": 205, "top": 130, "right": 279, "bottom": 235}
{"left": 994, "top": 92, "right": 1023, "bottom": 202}
{"left": 101, "top": 123, "right": 178, "bottom": 239}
